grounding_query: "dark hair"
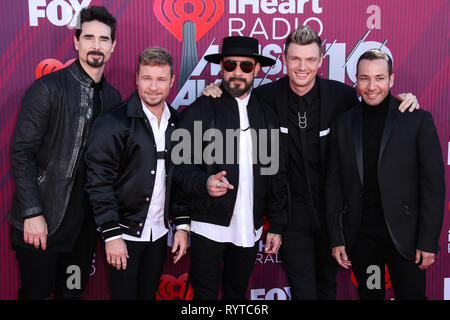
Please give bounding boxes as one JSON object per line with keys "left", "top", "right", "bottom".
{"left": 357, "top": 49, "right": 393, "bottom": 76}
{"left": 284, "top": 25, "right": 322, "bottom": 55}
{"left": 75, "top": 6, "right": 116, "bottom": 42}
{"left": 137, "top": 47, "right": 174, "bottom": 76}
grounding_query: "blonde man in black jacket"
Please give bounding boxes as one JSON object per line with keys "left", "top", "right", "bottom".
{"left": 85, "top": 47, "right": 189, "bottom": 300}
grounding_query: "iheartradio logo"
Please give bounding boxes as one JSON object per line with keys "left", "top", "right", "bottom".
{"left": 35, "top": 58, "right": 75, "bottom": 79}
{"left": 157, "top": 273, "right": 193, "bottom": 300}
{"left": 153, "top": 0, "right": 224, "bottom": 42}
{"left": 153, "top": 0, "right": 225, "bottom": 88}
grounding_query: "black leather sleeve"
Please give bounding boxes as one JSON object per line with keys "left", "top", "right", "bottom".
{"left": 11, "top": 79, "right": 52, "bottom": 218}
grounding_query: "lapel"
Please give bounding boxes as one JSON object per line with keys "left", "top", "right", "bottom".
{"left": 276, "top": 77, "right": 301, "bottom": 157}
{"left": 351, "top": 104, "right": 364, "bottom": 187}
{"left": 247, "top": 92, "right": 264, "bottom": 131}
{"left": 127, "top": 92, "right": 178, "bottom": 168}
{"left": 127, "top": 92, "right": 157, "bottom": 147}
{"left": 317, "top": 77, "right": 335, "bottom": 169}
{"left": 219, "top": 84, "right": 241, "bottom": 126}
{"left": 378, "top": 95, "right": 400, "bottom": 165}
{"left": 164, "top": 102, "right": 177, "bottom": 168}
{"left": 275, "top": 77, "right": 290, "bottom": 129}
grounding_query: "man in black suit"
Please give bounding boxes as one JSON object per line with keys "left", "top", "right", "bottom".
{"left": 202, "top": 26, "right": 419, "bottom": 300}
{"left": 326, "top": 49, "right": 445, "bottom": 299}
{"left": 173, "top": 36, "right": 287, "bottom": 300}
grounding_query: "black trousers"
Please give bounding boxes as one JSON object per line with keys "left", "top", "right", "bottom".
{"left": 280, "top": 227, "right": 338, "bottom": 300}
{"left": 350, "top": 227, "right": 427, "bottom": 300}
{"left": 108, "top": 235, "right": 167, "bottom": 300}
{"left": 13, "top": 218, "right": 98, "bottom": 300}
{"left": 189, "top": 232, "right": 258, "bottom": 300}
{"left": 279, "top": 199, "right": 338, "bottom": 300}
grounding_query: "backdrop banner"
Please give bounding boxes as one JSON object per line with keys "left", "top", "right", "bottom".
{"left": 0, "top": 0, "right": 448, "bottom": 300}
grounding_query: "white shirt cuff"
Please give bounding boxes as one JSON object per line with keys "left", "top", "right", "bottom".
{"left": 104, "top": 235, "right": 122, "bottom": 242}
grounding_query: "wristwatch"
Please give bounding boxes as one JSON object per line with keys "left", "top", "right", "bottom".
{"left": 176, "top": 225, "right": 191, "bottom": 235}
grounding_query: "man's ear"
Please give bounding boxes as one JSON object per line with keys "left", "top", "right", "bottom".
{"left": 111, "top": 39, "right": 117, "bottom": 53}
{"left": 317, "top": 55, "right": 323, "bottom": 69}
{"left": 254, "top": 62, "right": 261, "bottom": 76}
{"left": 74, "top": 35, "right": 79, "bottom": 51}
{"left": 389, "top": 73, "right": 395, "bottom": 88}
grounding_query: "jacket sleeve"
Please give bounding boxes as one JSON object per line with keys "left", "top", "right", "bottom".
{"left": 11, "top": 80, "right": 52, "bottom": 218}
{"left": 325, "top": 120, "right": 346, "bottom": 248}
{"left": 85, "top": 112, "right": 125, "bottom": 240}
{"left": 264, "top": 108, "right": 287, "bottom": 235}
{"left": 170, "top": 183, "right": 191, "bottom": 227}
{"left": 173, "top": 100, "right": 210, "bottom": 197}
{"left": 416, "top": 112, "right": 445, "bottom": 253}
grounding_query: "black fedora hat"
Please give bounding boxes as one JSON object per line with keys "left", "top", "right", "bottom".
{"left": 204, "top": 36, "right": 275, "bottom": 67}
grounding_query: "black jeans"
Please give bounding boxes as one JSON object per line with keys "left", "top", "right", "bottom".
{"left": 189, "top": 232, "right": 258, "bottom": 300}
{"left": 107, "top": 235, "right": 167, "bottom": 300}
{"left": 350, "top": 226, "right": 427, "bottom": 300}
{"left": 13, "top": 218, "right": 98, "bottom": 300}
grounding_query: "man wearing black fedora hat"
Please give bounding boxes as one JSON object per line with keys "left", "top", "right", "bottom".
{"left": 172, "top": 36, "right": 287, "bottom": 300}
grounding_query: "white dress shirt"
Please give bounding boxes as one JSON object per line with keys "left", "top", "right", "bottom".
{"left": 120, "top": 100, "right": 170, "bottom": 242}
{"left": 191, "top": 92, "right": 263, "bottom": 247}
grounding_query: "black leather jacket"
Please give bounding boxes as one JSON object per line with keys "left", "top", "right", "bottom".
{"left": 85, "top": 92, "right": 186, "bottom": 240}
{"left": 8, "top": 61, "right": 121, "bottom": 236}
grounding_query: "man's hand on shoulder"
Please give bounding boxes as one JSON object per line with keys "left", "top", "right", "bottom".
{"left": 396, "top": 93, "right": 419, "bottom": 113}
{"left": 202, "top": 82, "right": 222, "bottom": 98}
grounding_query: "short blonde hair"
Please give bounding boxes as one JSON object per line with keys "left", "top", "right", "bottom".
{"left": 284, "top": 25, "right": 322, "bottom": 55}
{"left": 137, "top": 47, "right": 174, "bottom": 76}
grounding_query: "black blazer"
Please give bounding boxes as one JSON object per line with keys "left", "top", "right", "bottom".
{"left": 85, "top": 92, "right": 185, "bottom": 240}
{"left": 173, "top": 86, "right": 287, "bottom": 234}
{"left": 326, "top": 95, "right": 445, "bottom": 259}
{"left": 254, "top": 76, "right": 358, "bottom": 227}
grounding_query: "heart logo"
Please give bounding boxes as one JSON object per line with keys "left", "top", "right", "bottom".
{"left": 153, "top": 0, "right": 224, "bottom": 41}
{"left": 36, "top": 58, "right": 75, "bottom": 79}
{"left": 157, "top": 273, "right": 193, "bottom": 300}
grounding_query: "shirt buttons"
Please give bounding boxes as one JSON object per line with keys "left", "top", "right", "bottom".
{"left": 136, "top": 231, "right": 141, "bottom": 235}
{"left": 151, "top": 170, "right": 156, "bottom": 175}
{"left": 139, "top": 223, "right": 143, "bottom": 227}
{"left": 145, "top": 197, "right": 150, "bottom": 202}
